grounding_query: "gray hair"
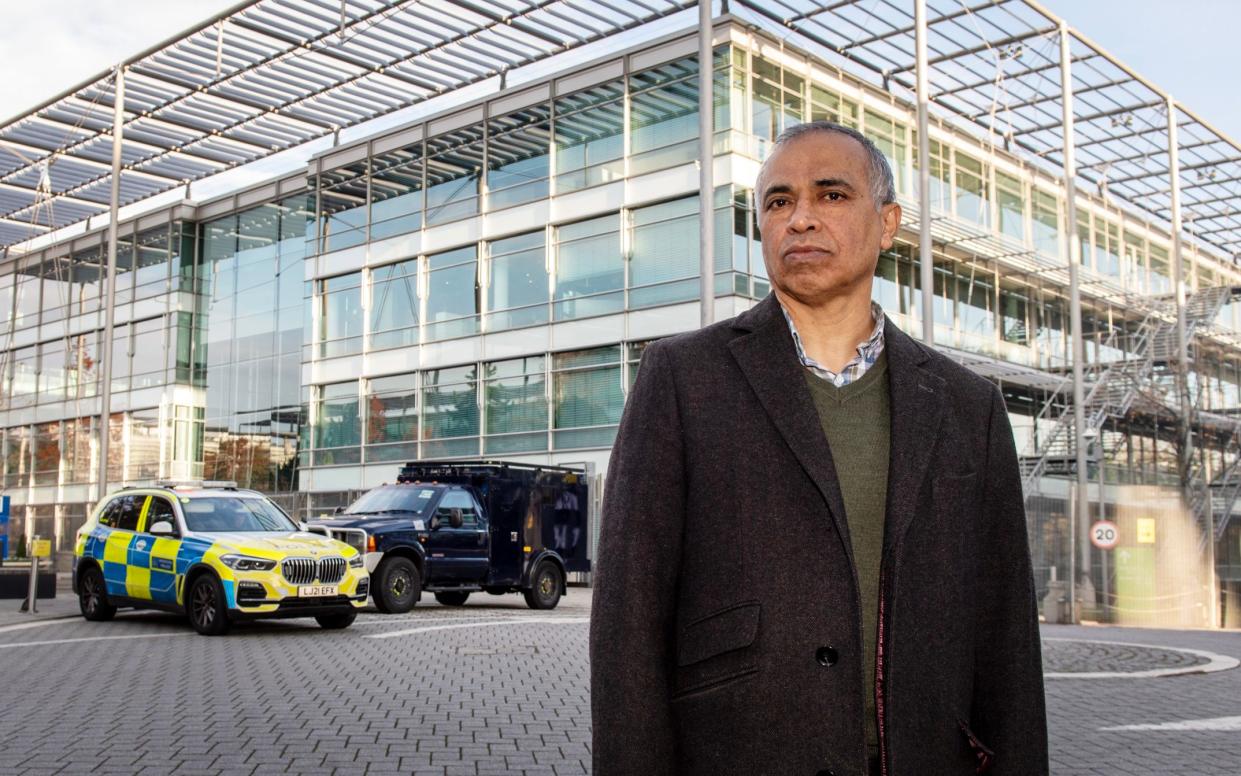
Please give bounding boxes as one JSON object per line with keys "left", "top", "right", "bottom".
{"left": 761, "top": 121, "right": 897, "bottom": 209}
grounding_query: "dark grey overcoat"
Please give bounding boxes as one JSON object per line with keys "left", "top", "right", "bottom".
{"left": 590, "top": 293, "right": 1048, "bottom": 776}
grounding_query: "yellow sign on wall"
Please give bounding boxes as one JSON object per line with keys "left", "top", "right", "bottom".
{"left": 31, "top": 539, "right": 51, "bottom": 558}
{"left": 1136, "top": 518, "right": 1156, "bottom": 544}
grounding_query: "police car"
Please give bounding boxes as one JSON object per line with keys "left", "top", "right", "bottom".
{"left": 73, "top": 482, "right": 369, "bottom": 635}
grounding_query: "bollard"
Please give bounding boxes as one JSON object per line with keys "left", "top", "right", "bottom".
{"left": 25, "top": 535, "right": 38, "bottom": 614}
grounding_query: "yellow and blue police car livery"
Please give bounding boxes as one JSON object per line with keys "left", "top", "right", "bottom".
{"left": 74, "top": 486, "right": 369, "bottom": 635}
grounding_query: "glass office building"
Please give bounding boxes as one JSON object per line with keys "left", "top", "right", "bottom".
{"left": 3, "top": 16, "right": 1240, "bottom": 624}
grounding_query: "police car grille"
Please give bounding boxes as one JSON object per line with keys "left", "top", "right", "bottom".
{"left": 281, "top": 557, "right": 317, "bottom": 585}
{"left": 318, "top": 557, "right": 346, "bottom": 584}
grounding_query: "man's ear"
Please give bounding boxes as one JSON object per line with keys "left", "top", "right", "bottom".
{"left": 879, "top": 202, "right": 902, "bottom": 250}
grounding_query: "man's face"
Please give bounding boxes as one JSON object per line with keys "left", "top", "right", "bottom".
{"left": 756, "top": 131, "right": 901, "bottom": 307}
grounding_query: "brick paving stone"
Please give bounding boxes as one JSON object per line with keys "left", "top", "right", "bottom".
{"left": 1, "top": 592, "right": 1238, "bottom": 775}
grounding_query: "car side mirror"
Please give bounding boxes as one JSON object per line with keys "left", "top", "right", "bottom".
{"left": 333, "top": 506, "right": 345, "bottom": 515}
{"left": 430, "top": 515, "right": 441, "bottom": 530}
{"left": 298, "top": 521, "right": 310, "bottom": 532}
{"left": 149, "top": 521, "right": 176, "bottom": 537}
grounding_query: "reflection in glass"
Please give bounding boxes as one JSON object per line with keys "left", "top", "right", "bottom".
{"left": 421, "top": 364, "right": 479, "bottom": 458}
{"left": 370, "top": 144, "right": 423, "bottom": 240}
{"left": 485, "top": 356, "right": 546, "bottom": 453}
{"left": 370, "top": 259, "right": 419, "bottom": 350}
{"left": 630, "top": 56, "right": 699, "bottom": 175}
{"left": 487, "top": 105, "right": 550, "bottom": 210}
{"left": 318, "top": 162, "right": 368, "bottom": 252}
{"left": 365, "top": 373, "right": 418, "bottom": 462}
{"left": 555, "top": 82, "right": 624, "bottom": 192}
{"left": 426, "top": 127, "right": 483, "bottom": 225}
{"left": 319, "top": 272, "right": 364, "bottom": 357}
{"left": 315, "top": 381, "right": 360, "bottom": 465}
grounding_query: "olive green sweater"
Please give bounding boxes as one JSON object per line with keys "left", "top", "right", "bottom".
{"left": 802, "top": 349, "right": 890, "bottom": 759}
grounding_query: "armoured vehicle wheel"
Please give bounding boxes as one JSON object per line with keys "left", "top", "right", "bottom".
{"left": 374, "top": 556, "right": 421, "bottom": 614}
{"left": 187, "top": 574, "right": 231, "bottom": 636}
{"left": 315, "top": 611, "right": 357, "bottom": 629}
{"left": 434, "top": 591, "right": 470, "bottom": 606}
{"left": 523, "top": 562, "right": 563, "bottom": 610}
{"left": 78, "top": 566, "right": 116, "bottom": 621}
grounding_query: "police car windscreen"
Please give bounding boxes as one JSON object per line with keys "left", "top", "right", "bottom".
{"left": 344, "top": 485, "right": 439, "bottom": 515}
{"left": 183, "top": 497, "right": 299, "bottom": 533}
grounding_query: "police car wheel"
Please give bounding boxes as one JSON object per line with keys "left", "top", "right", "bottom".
{"left": 188, "top": 575, "right": 231, "bottom": 636}
{"left": 375, "top": 557, "right": 420, "bottom": 614}
{"left": 79, "top": 566, "right": 116, "bottom": 622}
{"left": 523, "top": 563, "right": 563, "bottom": 610}
{"left": 315, "top": 611, "right": 357, "bottom": 629}
{"left": 434, "top": 591, "right": 470, "bottom": 606}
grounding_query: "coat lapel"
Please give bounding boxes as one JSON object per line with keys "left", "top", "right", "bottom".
{"left": 727, "top": 295, "right": 854, "bottom": 559}
{"left": 882, "top": 320, "right": 946, "bottom": 557}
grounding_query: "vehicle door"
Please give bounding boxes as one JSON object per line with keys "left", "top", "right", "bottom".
{"left": 428, "top": 489, "right": 488, "bottom": 582}
{"left": 100, "top": 495, "right": 142, "bottom": 599}
{"left": 136, "top": 495, "right": 183, "bottom": 605}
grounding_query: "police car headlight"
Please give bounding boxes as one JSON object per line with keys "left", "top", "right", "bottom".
{"left": 220, "top": 554, "right": 276, "bottom": 572}
{"left": 348, "top": 555, "right": 363, "bottom": 569}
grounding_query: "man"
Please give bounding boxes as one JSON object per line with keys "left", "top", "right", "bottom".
{"left": 590, "top": 122, "right": 1047, "bottom": 776}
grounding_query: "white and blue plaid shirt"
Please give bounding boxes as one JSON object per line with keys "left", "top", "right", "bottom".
{"left": 780, "top": 301, "right": 886, "bottom": 388}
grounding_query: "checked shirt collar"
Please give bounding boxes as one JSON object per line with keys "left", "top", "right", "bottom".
{"left": 779, "top": 300, "right": 886, "bottom": 388}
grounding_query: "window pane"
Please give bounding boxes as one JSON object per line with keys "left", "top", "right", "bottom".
{"left": 426, "top": 127, "right": 483, "bottom": 225}
{"left": 370, "top": 144, "right": 423, "bottom": 240}
{"left": 488, "top": 231, "right": 548, "bottom": 330}
{"left": 554, "top": 214, "right": 623, "bottom": 319}
{"left": 366, "top": 374, "right": 418, "bottom": 452}
{"left": 315, "top": 381, "right": 360, "bottom": 452}
{"left": 426, "top": 247, "right": 479, "bottom": 341}
{"left": 553, "top": 346, "right": 622, "bottom": 449}
{"left": 319, "top": 272, "right": 363, "bottom": 357}
{"left": 421, "top": 365, "right": 479, "bottom": 447}
{"left": 484, "top": 355, "right": 547, "bottom": 453}
{"left": 995, "top": 171, "right": 1024, "bottom": 242}
{"left": 319, "top": 162, "right": 368, "bottom": 252}
{"left": 630, "top": 57, "right": 699, "bottom": 175}
{"left": 370, "top": 259, "right": 419, "bottom": 350}
{"left": 554, "top": 81, "right": 624, "bottom": 192}
{"left": 955, "top": 153, "right": 989, "bottom": 226}
{"left": 630, "top": 197, "right": 699, "bottom": 307}
{"left": 487, "top": 106, "right": 550, "bottom": 209}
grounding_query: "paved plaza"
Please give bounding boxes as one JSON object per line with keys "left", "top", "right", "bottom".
{"left": 0, "top": 585, "right": 1238, "bottom": 775}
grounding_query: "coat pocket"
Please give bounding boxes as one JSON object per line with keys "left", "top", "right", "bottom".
{"left": 672, "top": 601, "right": 761, "bottom": 700}
{"left": 957, "top": 719, "right": 995, "bottom": 774}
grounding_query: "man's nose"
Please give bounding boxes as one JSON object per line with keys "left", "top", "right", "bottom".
{"left": 788, "top": 198, "right": 819, "bottom": 232}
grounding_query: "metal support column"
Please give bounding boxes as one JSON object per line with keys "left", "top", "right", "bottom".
{"left": 915, "top": 0, "right": 934, "bottom": 344}
{"left": 698, "top": 0, "right": 715, "bottom": 328}
{"left": 98, "top": 66, "right": 124, "bottom": 497}
{"left": 1059, "top": 23, "right": 1086, "bottom": 623}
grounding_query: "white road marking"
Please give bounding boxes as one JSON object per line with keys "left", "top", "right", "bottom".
{"left": 0, "top": 632, "right": 190, "bottom": 650}
{"left": 367, "top": 616, "right": 590, "bottom": 639}
{"left": 1101, "top": 716, "right": 1241, "bottom": 732}
{"left": 1042, "top": 638, "right": 1239, "bottom": 679}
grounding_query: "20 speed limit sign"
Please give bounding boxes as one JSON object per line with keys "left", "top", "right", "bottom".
{"left": 1090, "top": 520, "right": 1119, "bottom": 550}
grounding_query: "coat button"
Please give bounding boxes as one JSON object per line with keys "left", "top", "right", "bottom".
{"left": 815, "top": 646, "right": 839, "bottom": 666}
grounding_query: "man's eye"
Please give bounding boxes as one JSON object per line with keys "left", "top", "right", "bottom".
{"left": 768, "top": 197, "right": 789, "bottom": 209}
{"left": 825, "top": 191, "right": 845, "bottom": 202}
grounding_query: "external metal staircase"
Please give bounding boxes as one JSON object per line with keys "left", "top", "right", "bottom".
{"left": 1022, "top": 286, "right": 1241, "bottom": 552}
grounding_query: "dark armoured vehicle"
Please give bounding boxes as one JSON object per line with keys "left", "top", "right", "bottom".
{"left": 308, "top": 461, "right": 591, "bottom": 612}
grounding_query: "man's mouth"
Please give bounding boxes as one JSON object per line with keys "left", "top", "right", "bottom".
{"left": 783, "top": 245, "right": 831, "bottom": 260}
